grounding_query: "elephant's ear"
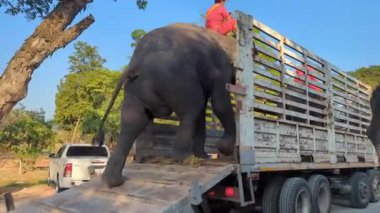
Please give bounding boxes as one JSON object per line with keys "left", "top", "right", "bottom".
{"left": 92, "top": 128, "right": 105, "bottom": 147}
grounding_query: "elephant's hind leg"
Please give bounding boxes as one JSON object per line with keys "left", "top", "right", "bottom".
{"left": 211, "top": 83, "right": 236, "bottom": 156}
{"left": 102, "top": 96, "right": 151, "bottom": 188}
{"left": 192, "top": 104, "right": 209, "bottom": 158}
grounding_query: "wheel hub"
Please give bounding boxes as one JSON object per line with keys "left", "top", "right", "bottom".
{"left": 359, "top": 181, "right": 370, "bottom": 199}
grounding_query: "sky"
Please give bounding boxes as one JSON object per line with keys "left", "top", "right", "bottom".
{"left": 1, "top": 0, "right": 380, "bottom": 120}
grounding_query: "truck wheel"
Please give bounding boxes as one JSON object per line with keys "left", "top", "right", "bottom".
{"left": 367, "top": 169, "right": 380, "bottom": 202}
{"left": 262, "top": 176, "right": 286, "bottom": 213}
{"left": 279, "top": 177, "right": 312, "bottom": 213}
{"left": 308, "top": 175, "right": 331, "bottom": 213}
{"left": 347, "top": 172, "right": 370, "bottom": 208}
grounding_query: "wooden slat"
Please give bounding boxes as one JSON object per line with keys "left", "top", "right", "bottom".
{"left": 309, "top": 89, "right": 327, "bottom": 98}
{"left": 285, "top": 109, "right": 327, "bottom": 123}
{"left": 308, "top": 96, "right": 327, "bottom": 106}
{"left": 284, "top": 69, "right": 306, "bottom": 80}
{"left": 254, "top": 91, "right": 283, "bottom": 103}
{"left": 333, "top": 98, "right": 346, "bottom": 106}
{"left": 254, "top": 103, "right": 283, "bottom": 114}
{"left": 255, "top": 57, "right": 283, "bottom": 72}
{"left": 283, "top": 38, "right": 305, "bottom": 57}
{"left": 283, "top": 58, "right": 303, "bottom": 71}
{"left": 254, "top": 79, "right": 283, "bottom": 92}
{"left": 304, "top": 50, "right": 325, "bottom": 65}
{"left": 253, "top": 32, "right": 278, "bottom": 50}
{"left": 285, "top": 99, "right": 307, "bottom": 110}
{"left": 309, "top": 105, "right": 327, "bottom": 115}
{"left": 253, "top": 19, "right": 282, "bottom": 40}
{"left": 254, "top": 68, "right": 281, "bottom": 82}
{"left": 333, "top": 90, "right": 347, "bottom": 99}
{"left": 255, "top": 45, "right": 281, "bottom": 61}
{"left": 306, "top": 79, "right": 326, "bottom": 90}
{"left": 283, "top": 48, "right": 304, "bottom": 63}
{"left": 285, "top": 90, "right": 307, "bottom": 101}
{"left": 332, "top": 81, "right": 346, "bottom": 91}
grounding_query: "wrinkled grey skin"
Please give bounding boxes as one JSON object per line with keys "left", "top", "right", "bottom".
{"left": 94, "top": 23, "right": 237, "bottom": 188}
{"left": 367, "top": 85, "right": 380, "bottom": 162}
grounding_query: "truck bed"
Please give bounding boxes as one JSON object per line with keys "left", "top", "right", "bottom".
{"left": 14, "top": 162, "right": 235, "bottom": 213}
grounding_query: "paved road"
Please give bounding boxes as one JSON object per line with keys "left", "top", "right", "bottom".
{"left": 331, "top": 198, "right": 380, "bottom": 213}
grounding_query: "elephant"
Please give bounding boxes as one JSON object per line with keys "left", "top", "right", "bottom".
{"left": 367, "top": 84, "right": 380, "bottom": 162}
{"left": 93, "top": 23, "right": 237, "bottom": 188}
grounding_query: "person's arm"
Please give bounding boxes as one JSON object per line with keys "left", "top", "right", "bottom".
{"left": 219, "top": 5, "right": 231, "bottom": 19}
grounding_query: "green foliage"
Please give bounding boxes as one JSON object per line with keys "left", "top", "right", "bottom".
{"left": 131, "top": 29, "right": 146, "bottom": 47}
{"left": 0, "top": 0, "right": 53, "bottom": 20}
{"left": 136, "top": 0, "right": 148, "bottom": 10}
{"left": 1, "top": 0, "right": 148, "bottom": 20}
{"left": 349, "top": 66, "right": 380, "bottom": 89}
{"left": 54, "top": 70, "right": 122, "bottom": 144}
{"left": 0, "top": 107, "right": 54, "bottom": 172}
{"left": 68, "top": 41, "right": 106, "bottom": 73}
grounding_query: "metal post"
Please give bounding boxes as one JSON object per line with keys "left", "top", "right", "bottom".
{"left": 4, "top": 192, "right": 15, "bottom": 212}
{"left": 233, "top": 11, "right": 255, "bottom": 171}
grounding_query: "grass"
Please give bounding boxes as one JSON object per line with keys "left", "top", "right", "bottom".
{"left": 0, "top": 168, "right": 49, "bottom": 194}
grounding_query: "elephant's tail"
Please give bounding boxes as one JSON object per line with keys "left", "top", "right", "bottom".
{"left": 92, "top": 67, "right": 132, "bottom": 147}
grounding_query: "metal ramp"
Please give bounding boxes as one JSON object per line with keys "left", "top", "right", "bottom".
{"left": 14, "top": 162, "right": 235, "bottom": 213}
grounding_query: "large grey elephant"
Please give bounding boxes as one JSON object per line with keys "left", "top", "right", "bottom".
{"left": 367, "top": 85, "right": 380, "bottom": 161}
{"left": 93, "top": 23, "right": 237, "bottom": 188}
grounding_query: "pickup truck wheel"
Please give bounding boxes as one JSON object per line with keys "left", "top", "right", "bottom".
{"left": 262, "top": 176, "right": 286, "bottom": 213}
{"left": 308, "top": 175, "right": 331, "bottom": 213}
{"left": 279, "top": 177, "right": 312, "bottom": 213}
{"left": 367, "top": 169, "right": 380, "bottom": 203}
{"left": 55, "top": 175, "right": 62, "bottom": 193}
{"left": 347, "top": 172, "right": 370, "bottom": 208}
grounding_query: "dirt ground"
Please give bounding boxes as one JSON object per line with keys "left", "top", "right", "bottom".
{"left": 0, "top": 155, "right": 55, "bottom": 211}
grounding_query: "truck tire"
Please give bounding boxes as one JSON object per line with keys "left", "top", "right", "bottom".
{"left": 347, "top": 172, "right": 370, "bottom": 208}
{"left": 308, "top": 175, "right": 331, "bottom": 213}
{"left": 367, "top": 169, "right": 380, "bottom": 203}
{"left": 262, "top": 176, "right": 286, "bottom": 213}
{"left": 279, "top": 177, "right": 312, "bottom": 213}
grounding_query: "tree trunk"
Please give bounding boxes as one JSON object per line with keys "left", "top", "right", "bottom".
{"left": 18, "top": 158, "right": 22, "bottom": 174}
{"left": 0, "top": 0, "right": 95, "bottom": 122}
{"left": 71, "top": 116, "right": 81, "bottom": 143}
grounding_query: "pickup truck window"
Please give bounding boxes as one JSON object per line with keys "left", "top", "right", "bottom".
{"left": 66, "top": 146, "right": 108, "bottom": 157}
{"left": 56, "top": 146, "right": 65, "bottom": 158}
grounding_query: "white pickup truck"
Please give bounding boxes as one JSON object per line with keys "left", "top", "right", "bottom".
{"left": 48, "top": 144, "right": 110, "bottom": 192}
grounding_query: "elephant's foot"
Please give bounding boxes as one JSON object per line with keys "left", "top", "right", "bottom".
{"left": 171, "top": 147, "right": 192, "bottom": 161}
{"left": 216, "top": 137, "right": 235, "bottom": 156}
{"left": 171, "top": 141, "right": 192, "bottom": 161}
{"left": 101, "top": 171, "right": 125, "bottom": 188}
{"left": 182, "top": 155, "right": 205, "bottom": 167}
{"left": 193, "top": 150, "right": 209, "bottom": 158}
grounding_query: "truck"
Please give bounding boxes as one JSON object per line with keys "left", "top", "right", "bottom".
{"left": 47, "top": 144, "right": 110, "bottom": 193}
{"left": 12, "top": 11, "right": 380, "bottom": 213}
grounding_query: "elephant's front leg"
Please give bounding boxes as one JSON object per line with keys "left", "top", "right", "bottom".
{"left": 102, "top": 97, "right": 150, "bottom": 188}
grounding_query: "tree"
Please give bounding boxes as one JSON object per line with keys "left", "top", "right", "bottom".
{"left": 54, "top": 70, "right": 122, "bottom": 144}
{"left": 0, "top": 0, "right": 148, "bottom": 122}
{"left": 131, "top": 29, "right": 146, "bottom": 47}
{"left": 349, "top": 66, "right": 380, "bottom": 89}
{"left": 0, "top": 107, "right": 54, "bottom": 173}
{"left": 69, "top": 41, "right": 106, "bottom": 73}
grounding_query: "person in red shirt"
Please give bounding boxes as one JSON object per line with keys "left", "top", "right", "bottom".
{"left": 205, "top": 0, "right": 237, "bottom": 36}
